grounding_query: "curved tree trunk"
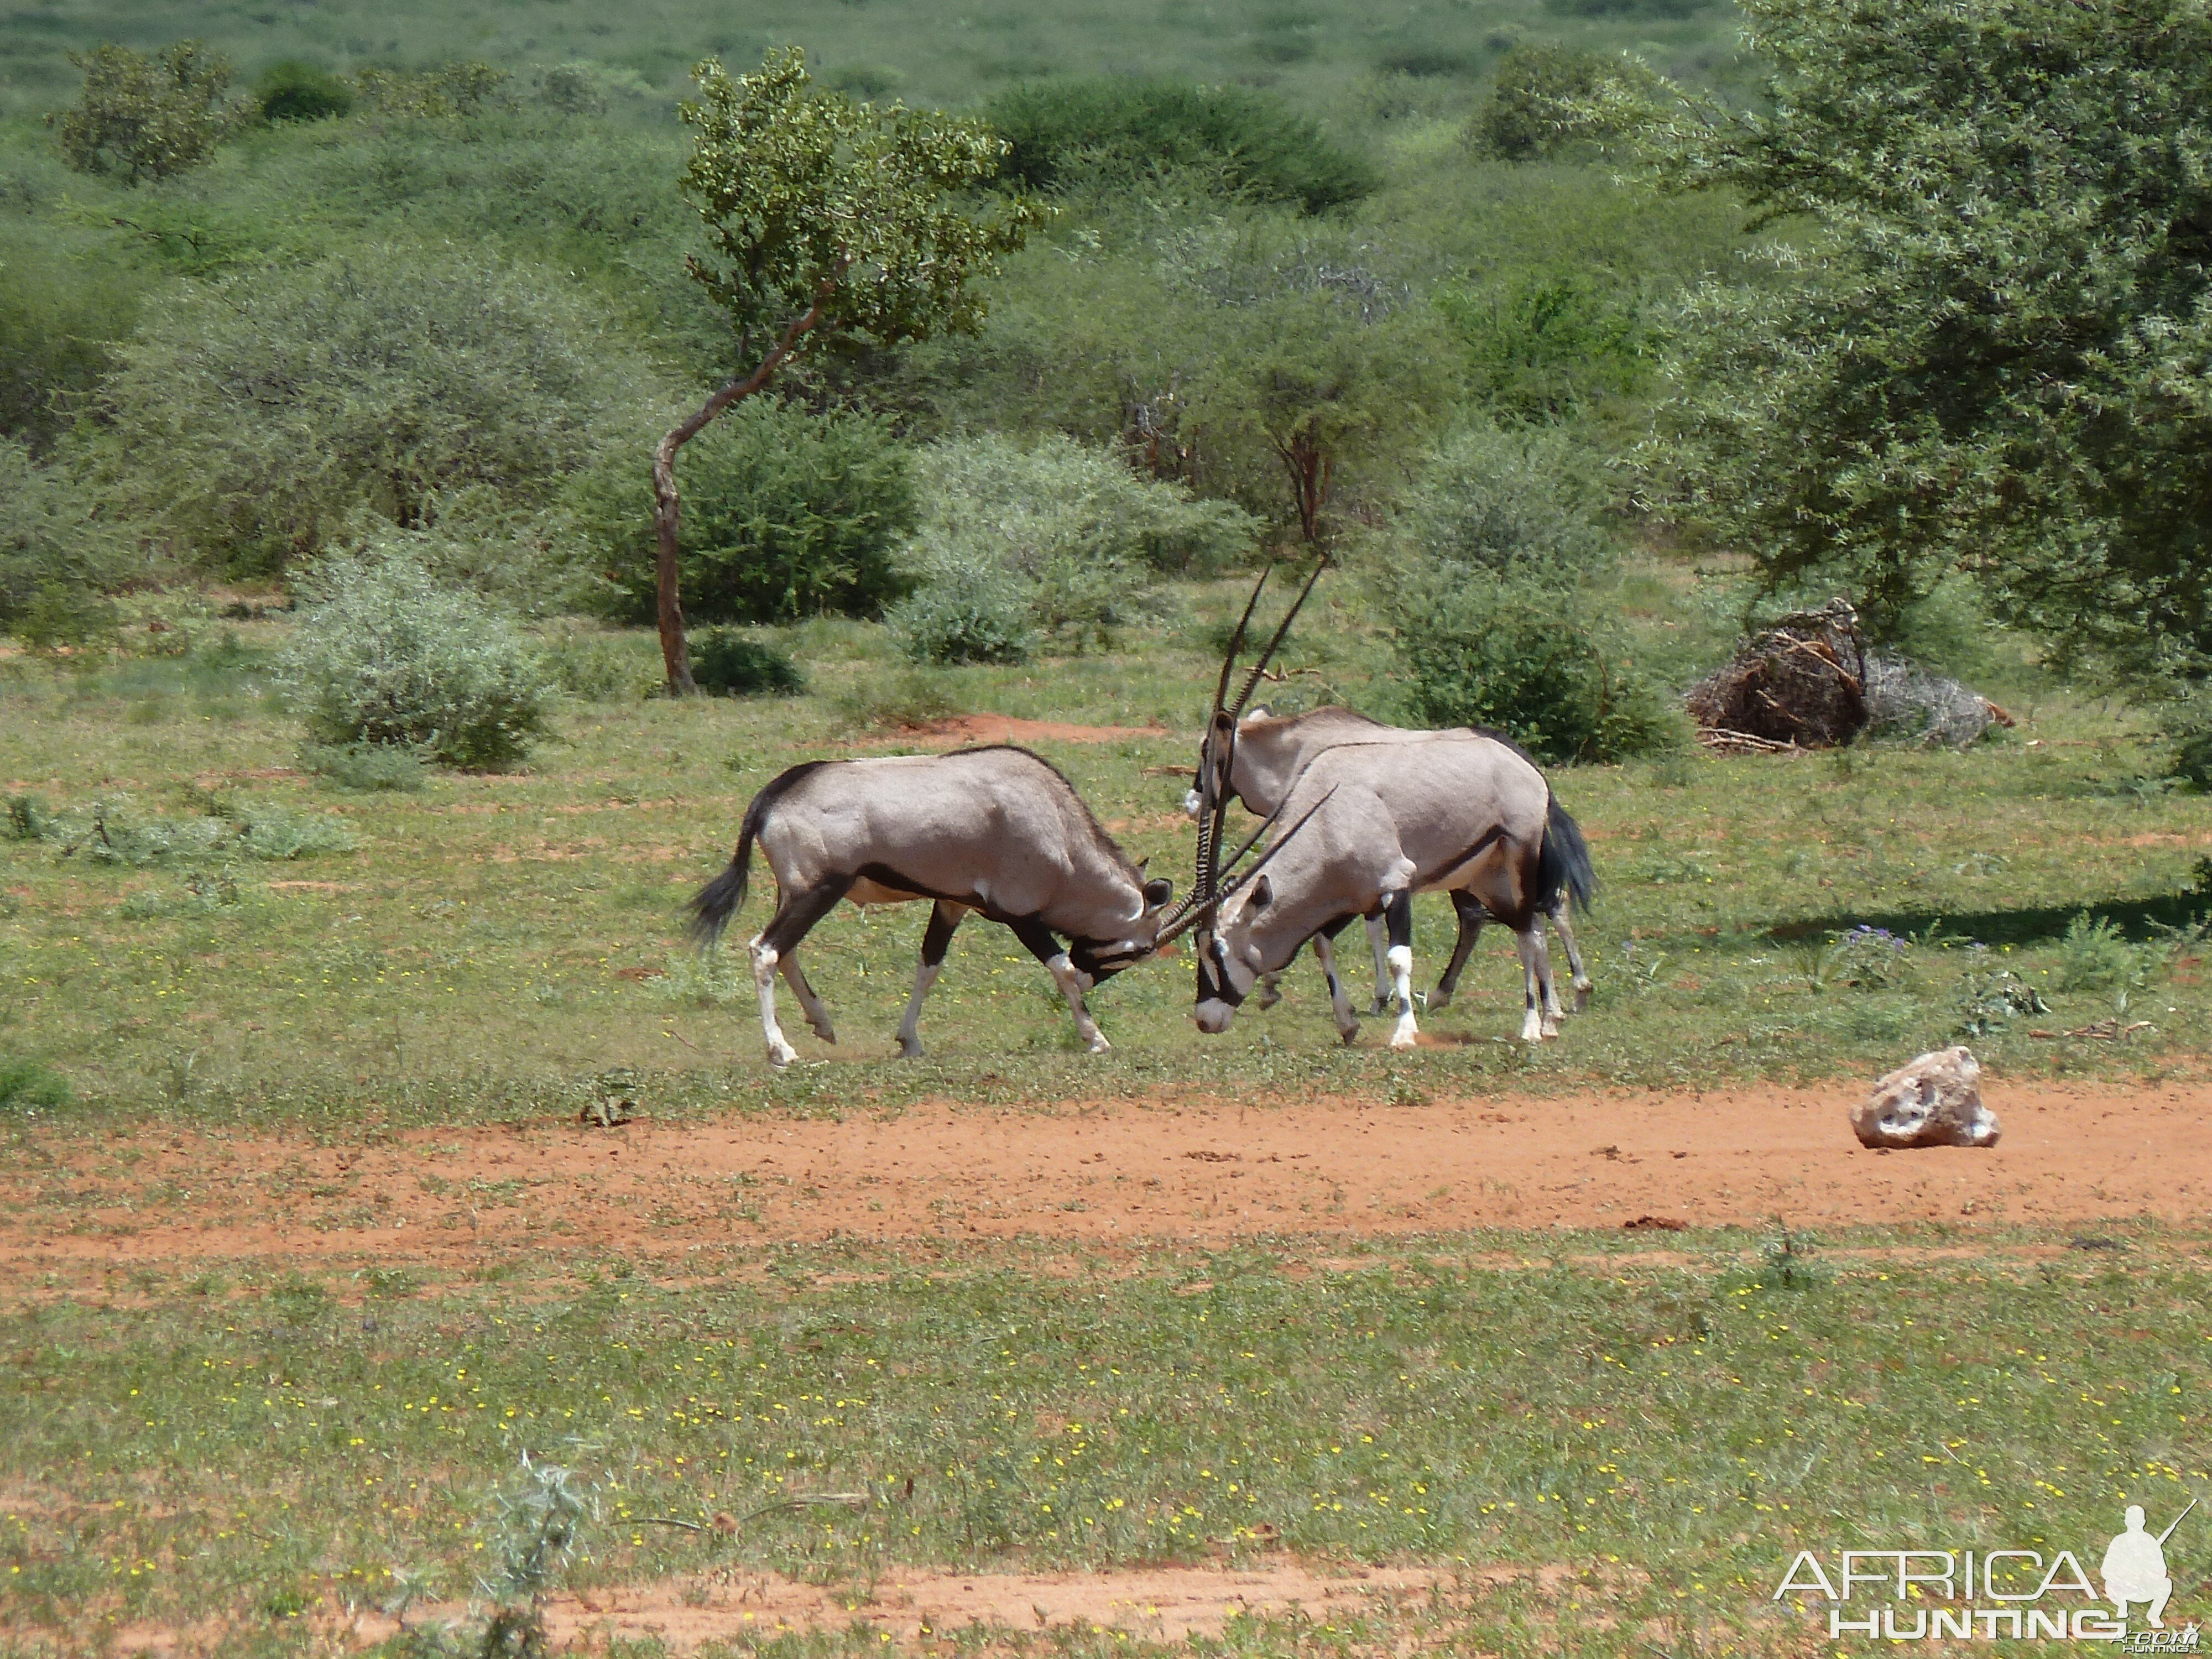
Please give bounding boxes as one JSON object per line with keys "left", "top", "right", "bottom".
{"left": 650, "top": 285, "right": 836, "bottom": 695}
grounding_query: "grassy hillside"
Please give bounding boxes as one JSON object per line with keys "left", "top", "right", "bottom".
{"left": 0, "top": 0, "right": 1748, "bottom": 119}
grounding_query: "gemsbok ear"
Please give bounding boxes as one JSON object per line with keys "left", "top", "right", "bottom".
{"left": 1249, "top": 874, "right": 1273, "bottom": 910}
{"left": 1143, "top": 876, "right": 1173, "bottom": 907}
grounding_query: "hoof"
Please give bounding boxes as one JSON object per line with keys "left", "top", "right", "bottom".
{"left": 1572, "top": 983, "right": 1592, "bottom": 1014}
{"left": 1427, "top": 989, "right": 1453, "bottom": 1011}
{"left": 767, "top": 1042, "right": 799, "bottom": 1069}
{"left": 810, "top": 1023, "right": 837, "bottom": 1044}
{"left": 896, "top": 1039, "right": 923, "bottom": 1060}
{"left": 1541, "top": 1017, "right": 1561, "bottom": 1040}
{"left": 1086, "top": 1036, "right": 1113, "bottom": 1055}
{"left": 1368, "top": 997, "right": 1389, "bottom": 1018}
{"left": 1517, "top": 1018, "right": 1544, "bottom": 1044}
{"left": 1255, "top": 988, "right": 1282, "bottom": 1011}
{"left": 1336, "top": 1024, "right": 1360, "bottom": 1046}
{"left": 1389, "top": 1019, "right": 1419, "bottom": 1050}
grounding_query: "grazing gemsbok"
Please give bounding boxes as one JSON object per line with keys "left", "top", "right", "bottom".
{"left": 1189, "top": 735, "right": 1593, "bottom": 1045}
{"left": 1187, "top": 705, "right": 1595, "bottom": 1015}
{"left": 1174, "top": 563, "right": 1594, "bottom": 1045}
{"left": 690, "top": 748, "right": 1173, "bottom": 1067}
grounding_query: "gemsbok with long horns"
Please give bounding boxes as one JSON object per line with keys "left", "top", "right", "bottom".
{"left": 690, "top": 747, "right": 1173, "bottom": 1067}
{"left": 1188, "top": 704, "right": 1595, "bottom": 1015}
{"left": 1171, "top": 562, "right": 1594, "bottom": 1045}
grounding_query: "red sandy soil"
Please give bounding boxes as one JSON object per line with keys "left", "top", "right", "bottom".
{"left": 302, "top": 1560, "right": 1485, "bottom": 1654}
{"left": 8, "top": 1082, "right": 2205, "bottom": 1284}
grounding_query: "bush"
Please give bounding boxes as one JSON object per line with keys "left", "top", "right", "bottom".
{"left": 579, "top": 400, "right": 915, "bottom": 625}
{"left": 101, "top": 246, "right": 654, "bottom": 574}
{"left": 1470, "top": 45, "right": 1614, "bottom": 161}
{"left": 1392, "top": 577, "right": 1685, "bottom": 763}
{"left": 279, "top": 549, "right": 551, "bottom": 771}
{"left": 1, "top": 440, "right": 125, "bottom": 642}
{"left": 886, "top": 559, "right": 1037, "bottom": 665}
{"left": 889, "top": 434, "right": 1252, "bottom": 659}
{"left": 1396, "top": 424, "right": 1614, "bottom": 587}
{"left": 0, "top": 1057, "right": 70, "bottom": 1112}
{"left": 51, "top": 41, "right": 239, "bottom": 184}
{"left": 987, "top": 79, "right": 1379, "bottom": 213}
{"left": 688, "top": 628, "right": 806, "bottom": 696}
{"left": 255, "top": 60, "right": 354, "bottom": 122}
{"left": 297, "top": 740, "right": 428, "bottom": 792}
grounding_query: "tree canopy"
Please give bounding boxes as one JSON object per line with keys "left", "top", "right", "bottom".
{"left": 1621, "top": 0, "right": 2212, "bottom": 685}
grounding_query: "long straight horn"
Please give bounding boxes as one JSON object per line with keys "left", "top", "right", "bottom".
{"left": 1215, "top": 565, "right": 1273, "bottom": 714}
{"left": 1228, "top": 556, "right": 1327, "bottom": 719}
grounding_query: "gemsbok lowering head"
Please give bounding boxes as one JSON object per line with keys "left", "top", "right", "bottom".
{"left": 689, "top": 747, "right": 1172, "bottom": 1067}
{"left": 1168, "top": 564, "right": 1594, "bottom": 1045}
{"left": 1184, "top": 702, "right": 1596, "bottom": 1018}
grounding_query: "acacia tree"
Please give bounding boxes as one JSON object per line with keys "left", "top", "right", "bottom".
{"left": 52, "top": 40, "right": 239, "bottom": 184}
{"left": 652, "top": 48, "right": 1046, "bottom": 692}
{"left": 1605, "top": 0, "right": 2212, "bottom": 681}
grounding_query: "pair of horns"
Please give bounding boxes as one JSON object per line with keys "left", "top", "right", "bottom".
{"left": 1155, "top": 785, "right": 1337, "bottom": 948}
{"left": 1157, "top": 557, "right": 1328, "bottom": 948}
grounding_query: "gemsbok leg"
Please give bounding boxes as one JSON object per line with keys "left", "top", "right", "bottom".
{"left": 896, "top": 901, "right": 967, "bottom": 1059}
{"left": 748, "top": 876, "right": 853, "bottom": 1068}
{"left": 1011, "top": 917, "right": 1113, "bottom": 1053}
{"left": 1548, "top": 898, "right": 1592, "bottom": 1011}
{"left": 1512, "top": 920, "right": 1561, "bottom": 1042}
{"left": 1383, "top": 891, "right": 1420, "bottom": 1049}
{"left": 1308, "top": 920, "right": 1363, "bottom": 1043}
{"left": 1365, "top": 913, "right": 1392, "bottom": 1015}
{"left": 779, "top": 954, "right": 836, "bottom": 1044}
{"left": 1430, "top": 890, "right": 1489, "bottom": 1010}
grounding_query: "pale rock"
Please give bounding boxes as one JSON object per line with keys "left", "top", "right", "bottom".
{"left": 1851, "top": 1046, "right": 2001, "bottom": 1149}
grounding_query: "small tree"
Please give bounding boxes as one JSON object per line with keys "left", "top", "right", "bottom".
{"left": 651, "top": 47, "right": 1047, "bottom": 692}
{"left": 52, "top": 41, "right": 238, "bottom": 184}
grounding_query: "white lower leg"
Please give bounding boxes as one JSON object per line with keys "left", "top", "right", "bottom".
{"left": 1387, "top": 943, "right": 1419, "bottom": 1048}
{"left": 1366, "top": 915, "right": 1391, "bottom": 1015}
{"left": 780, "top": 954, "right": 835, "bottom": 1042}
{"left": 1313, "top": 935, "right": 1360, "bottom": 1042}
{"left": 1046, "top": 952, "right": 1110, "bottom": 1053}
{"left": 1513, "top": 926, "right": 1554, "bottom": 1041}
{"left": 895, "top": 960, "right": 941, "bottom": 1058}
{"left": 1553, "top": 907, "right": 1592, "bottom": 1010}
{"left": 750, "top": 938, "right": 799, "bottom": 1067}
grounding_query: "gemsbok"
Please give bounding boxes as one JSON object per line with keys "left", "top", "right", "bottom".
{"left": 1190, "top": 704, "right": 1595, "bottom": 1015}
{"left": 690, "top": 748, "right": 1172, "bottom": 1067}
{"left": 1175, "top": 562, "right": 1594, "bottom": 1045}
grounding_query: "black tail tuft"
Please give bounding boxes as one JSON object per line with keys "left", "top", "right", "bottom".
{"left": 1537, "top": 795, "right": 1596, "bottom": 915}
{"left": 688, "top": 859, "right": 750, "bottom": 946}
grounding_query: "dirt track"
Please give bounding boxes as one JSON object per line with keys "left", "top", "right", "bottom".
{"left": 9, "top": 1081, "right": 2205, "bottom": 1280}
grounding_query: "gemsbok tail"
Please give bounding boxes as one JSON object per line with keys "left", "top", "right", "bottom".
{"left": 687, "top": 760, "right": 830, "bottom": 945}
{"left": 1536, "top": 794, "right": 1596, "bottom": 915}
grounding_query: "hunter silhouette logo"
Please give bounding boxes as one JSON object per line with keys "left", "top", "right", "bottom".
{"left": 2106, "top": 1502, "right": 2194, "bottom": 1630}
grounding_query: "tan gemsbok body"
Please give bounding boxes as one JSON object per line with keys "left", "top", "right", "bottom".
{"left": 690, "top": 748, "right": 1171, "bottom": 1067}
{"left": 1188, "top": 706, "right": 1594, "bottom": 1016}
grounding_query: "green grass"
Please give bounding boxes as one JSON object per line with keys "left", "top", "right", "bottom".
{"left": 2, "top": 580, "right": 2207, "bottom": 1125}
{"left": 2, "top": 1225, "right": 2203, "bottom": 1652}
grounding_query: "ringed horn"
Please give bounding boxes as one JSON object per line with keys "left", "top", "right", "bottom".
{"left": 1152, "top": 556, "right": 1329, "bottom": 946}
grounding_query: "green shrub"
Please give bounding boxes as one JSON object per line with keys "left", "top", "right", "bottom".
{"left": 1, "top": 440, "right": 126, "bottom": 640}
{"left": 51, "top": 41, "right": 240, "bottom": 184}
{"left": 1392, "top": 577, "right": 1684, "bottom": 763}
{"left": 688, "top": 628, "right": 807, "bottom": 696}
{"left": 887, "top": 559, "right": 1037, "bottom": 665}
{"left": 254, "top": 60, "right": 353, "bottom": 122}
{"left": 890, "top": 434, "right": 1249, "bottom": 658}
{"left": 578, "top": 400, "right": 916, "bottom": 625}
{"left": 540, "top": 628, "right": 655, "bottom": 703}
{"left": 0, "top": 1057, "right": 70, "bottom": 1111}
{"left": 1470, "top": 45, "right": 1618, "bottom": 161}
{"left": 987, "top": 79, "right": 1379, "bottom": 212}
{"left": 101, "top": 246, "right": 654, "bottom": 574}
{"left": 1545, "top": 0, "right": 1707, "bottom": 15}
{"left": 348, "top": 62, "right": 510, "bottom": 119}
{"left": 279, "top": 549, "right": 550, "bottom": 771}
{"left": 1396, "top": 424, "right": 1614, "bottom": 587}
{"left": 2054, "top": 913, "right": 2145, "bottom": 994}
{"left": 2163, "top": 696, "right": 2212, "bottom": 791}
{"left": 1436, "top": 274, "right": 1653, "bottom": 423}
{"left": 298, "top": 741, "right": 428, "bottom": 792}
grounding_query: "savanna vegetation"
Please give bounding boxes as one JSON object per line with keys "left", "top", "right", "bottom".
{"left": 3, "top": 0, "right": 2209, "bottom": 1651}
